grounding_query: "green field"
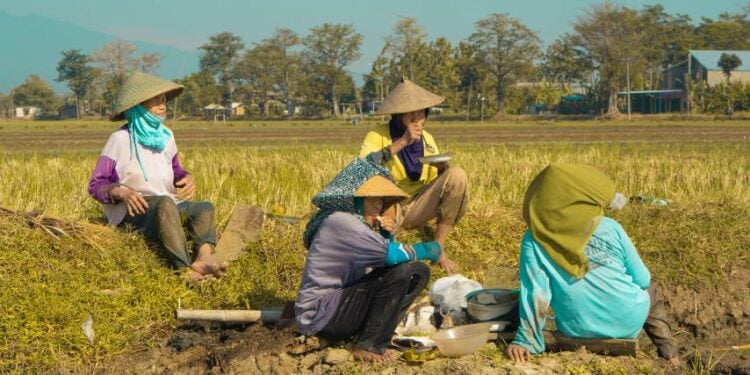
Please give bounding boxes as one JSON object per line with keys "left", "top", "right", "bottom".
{"left": 1, "top": 120, "right": 748, "bottom": 373}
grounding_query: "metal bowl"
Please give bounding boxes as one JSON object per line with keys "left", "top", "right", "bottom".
{"left": 418, "top": 152, "right": 453, "bottom": 165}
{"left": 465, "top": 288, "right": 519, "bottom": 322}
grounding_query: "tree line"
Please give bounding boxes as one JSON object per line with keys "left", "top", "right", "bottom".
{"left": 2, "top": 3, "right": 750, "bottom": 119}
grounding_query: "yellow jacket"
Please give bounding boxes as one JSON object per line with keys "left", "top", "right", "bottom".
{"left": 359, "top": 124, "right": 440, "bottom": 196}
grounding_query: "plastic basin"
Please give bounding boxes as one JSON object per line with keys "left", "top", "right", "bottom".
{"left": 466, "top": 288, "right": 519, "bottom": 322}
{"left": 429, "top": 323, "right": 491, "bottom": 357}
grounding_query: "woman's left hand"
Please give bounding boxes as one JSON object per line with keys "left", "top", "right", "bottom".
{"left": 175, "top": 174, "right": 196, "bottom": 201}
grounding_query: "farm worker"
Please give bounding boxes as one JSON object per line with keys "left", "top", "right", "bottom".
{"left": 296, "top": 158, "right": 442, "bottom": 363}
{"left": 506, "top": 163, "right": 680, "bottom": 366}
{"left": 87, "top": 71, "right": 227, "bottom": 281}
{"left": 359, "top": 78, "right": 468, "bottom": 275}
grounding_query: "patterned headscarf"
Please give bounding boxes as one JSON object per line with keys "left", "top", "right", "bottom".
{"left": 303, "top": 158, "right": 394, "bottom": 248}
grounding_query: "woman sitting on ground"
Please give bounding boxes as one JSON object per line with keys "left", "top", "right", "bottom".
{"left": 87, "top": 71, "right": 227, "bottom": 281}
{"left": 506, "top": 163, "right": 680, "bottom": 366}
{"left": 360, "top": 78, "right": 469, "bottom": 275}
{"left": 295, "top": 159, "right": 442, "bottom": 363}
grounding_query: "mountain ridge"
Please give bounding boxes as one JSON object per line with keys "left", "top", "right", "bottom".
{"left": 0, "top": 11, "right": 199, "bottom": 94}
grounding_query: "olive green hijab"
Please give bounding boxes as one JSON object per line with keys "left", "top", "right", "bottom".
{"left": 522, "top": 163, "right": 615, "bottom": 279}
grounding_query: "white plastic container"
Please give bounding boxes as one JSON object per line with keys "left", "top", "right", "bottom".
{"left": 429, "top": 323, "right": 492, "bottom": 357}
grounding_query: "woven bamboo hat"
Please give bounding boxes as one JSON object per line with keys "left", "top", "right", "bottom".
{"left": 110, "top": 71, "right": 184, "bottom": 121}
{"left": 354, "top": 175, "right": 409, "bottom": 200}
{"left": 376, "top": 77, "right": 445, "bottom": 115}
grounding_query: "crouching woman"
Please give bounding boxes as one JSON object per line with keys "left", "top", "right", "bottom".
{"left": 295, "top": 159, "right": 442, "bottom": 363}
{"left": 506, "top": 163, "right": 680, "bottom": 366}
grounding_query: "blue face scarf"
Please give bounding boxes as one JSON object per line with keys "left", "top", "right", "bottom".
{"left": 123, "top": 104, "right": 172, "bottom": 181}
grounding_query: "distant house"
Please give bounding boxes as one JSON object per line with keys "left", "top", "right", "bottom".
{"left": 12, "top": 106, "right": 41, "bottom": 119}
{"left": 202, "top": 104, "right": 226, "bottom": 122}
{"left": 202, "top": 102, "right": 245, "bottom": 118}
{"left": 663, "top": 50, "right": 750, "bottom": 91}
{"left": 339, "top": 101, "right": 362, "bottom": 118}
{"left": 653, "top": 50, "right": 750, "bottom": 113}
{"left": 363, "top": 98, "right": 382, "bottom": 115}
{"left": 616, "top": 90, "right": 683, "bottom": 114}
{"left": 58, "top": 104, "right": 77, "bottom": 119}
{"left": 283, "top": 105, "right": 301, "bottom": 116}
{"left": 230, "top": 102, "right": 245, "bottom": 117}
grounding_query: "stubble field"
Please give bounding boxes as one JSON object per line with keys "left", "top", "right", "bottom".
{"left": 0, "top": 119, "right": 748, "bottom": 374}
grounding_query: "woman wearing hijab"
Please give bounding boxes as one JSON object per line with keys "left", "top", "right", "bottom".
{"left": 296, "top": 159, "right": 442, "bottom": 363}
{"left": 87, "top": 71, "right": 227, "bottom": 281}
{"left": 506, "top": 163, "right": 680, "bottom": 366}
{"left": 359, "top": 78, "right": 468, "bottom": 275}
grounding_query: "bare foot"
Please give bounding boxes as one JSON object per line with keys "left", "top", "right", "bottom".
{"left": 191, "top": 246, "right": 229, "bottom": 278}
{"left": 352, "top": 348, "right": 399, "bottom": 363}
{"left": 668, "top": 356, "right": 682, "bottom": 367}
{"left": 191, "top": 260, "right": 228, "bottom": 278}
{"left": 192, "top": 244, "right": 229, "bottom": 277}
{"left": 183, "top": 268, "right": 206, "bottom": 283}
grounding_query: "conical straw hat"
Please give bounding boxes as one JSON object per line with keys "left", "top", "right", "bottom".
{"left": 376, "top": 77, "right": 445, "bottom": 115}
{"left": 354, "top": 175, "right": 409, "bottom": 200}
{"left": 110, "top": 71, "right": 184, "bottom": 121}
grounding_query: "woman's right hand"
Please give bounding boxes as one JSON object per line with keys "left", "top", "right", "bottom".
{"left": 111, "top": 186, "right": 148, "bottom": 216}
{"left": 390, "top": 121, "right": 424, "bottom": 155}
{"left": 378, "top": 216, "right": 397, "bottom": 234}
{"left": 506, "top": 344, "right": 531, "bottom": 363}
{"left": 438, "top": 254, "right": 459, "bottom": 274}
{"left": 401, "top": 122, "right": 423, "bottom": 145}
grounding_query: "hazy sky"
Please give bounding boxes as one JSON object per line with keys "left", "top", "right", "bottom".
{"left": 1, "top": 0, "right": 746, "bottom": 76}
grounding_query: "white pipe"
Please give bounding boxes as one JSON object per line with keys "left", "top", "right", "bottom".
{"left": 176, "top": 309, "right": 282, "bottom": 324}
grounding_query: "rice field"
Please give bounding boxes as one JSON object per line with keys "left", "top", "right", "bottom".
{"left": 0, "top": 119, "right": 748, "bottom": 373}
{"left": 2, "top": 119, "right": 748, "bottom": 218}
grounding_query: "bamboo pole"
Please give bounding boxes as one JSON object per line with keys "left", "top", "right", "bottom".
{"left": 176, "top": 309, "right": 283, "bottom": 324}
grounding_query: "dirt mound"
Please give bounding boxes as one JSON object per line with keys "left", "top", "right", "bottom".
{"left": 663, "top": 266, "right": 750, "bottom": 374}
{"left": 111, "top": 324, "right": 296, "bottom": 374}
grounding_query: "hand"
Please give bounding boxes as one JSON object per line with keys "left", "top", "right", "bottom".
{"left": 175, "top": 174, "right": 196, "bottom": 201}
{"left": 506, "top": 344, "right": 531, "bottom": 363}
{"left": 438, "top": 254, "right": 459, "bottom": 274}
{"left": 111, "top": 186, "right": 148, "bottom": 216}
{"left": 378, "top": 216, "right": 397, "bottom": 234}
{"left": 400, "top": 122, "right": 423, "bottom": 145}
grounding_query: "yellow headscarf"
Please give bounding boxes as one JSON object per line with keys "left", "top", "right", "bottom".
{"left": 522, "top": 163, "right": 615, "bottom": 279}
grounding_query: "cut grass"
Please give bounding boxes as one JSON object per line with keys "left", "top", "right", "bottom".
{"left": 0, "top": 214, "right": 307, "bottom": 373}
{"left": 2, "top": 203, "right": 746, "bottom": 372}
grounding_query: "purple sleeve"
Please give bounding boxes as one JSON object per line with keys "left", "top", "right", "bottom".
{"left": 172, "top": 154, "right": 190, "bottom": 183}
{"left": 88, "top": 156, "right": 119, "bottom": 203}
{"left": 325, "top": 213, "right": 388, "bottom": 269}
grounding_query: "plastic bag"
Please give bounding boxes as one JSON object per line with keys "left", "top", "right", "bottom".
{"left": 396, "top": 299, "right": 437, "bottom": 336}
{"left": 428, "top": 275, "right": 482, "bottom": 311}
{"left": 609, "top": 192, "right": 627, "bottom": 210}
